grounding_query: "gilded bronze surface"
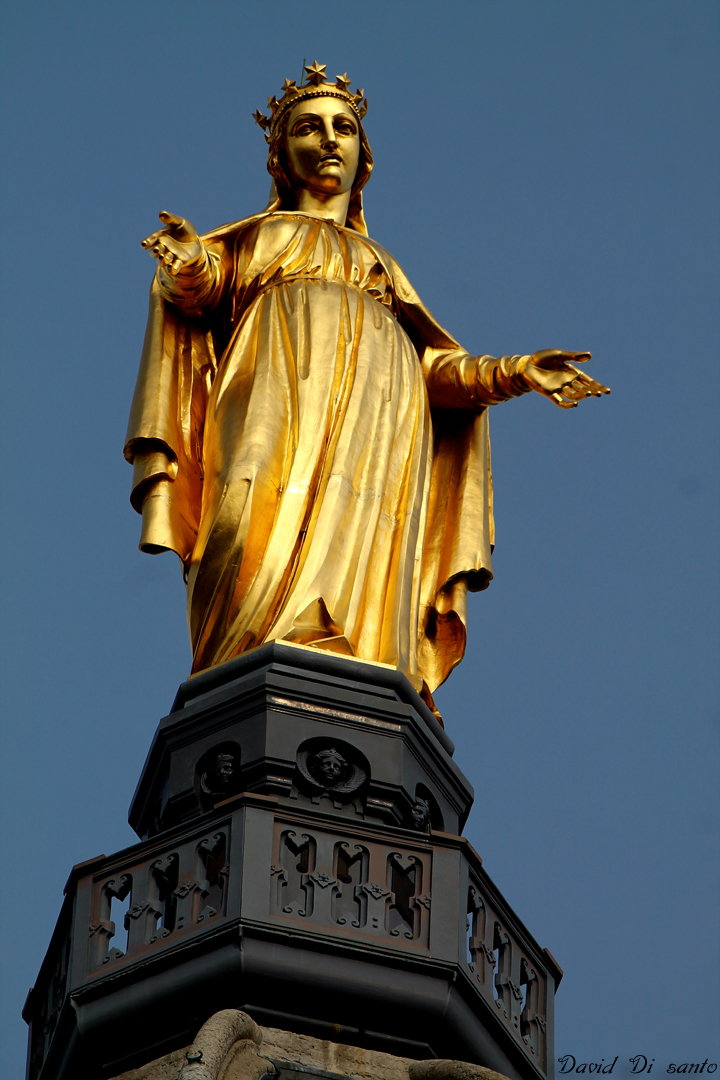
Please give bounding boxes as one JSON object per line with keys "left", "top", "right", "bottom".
{"left": 126, "top": 65, "right": 609, "bottom": 713}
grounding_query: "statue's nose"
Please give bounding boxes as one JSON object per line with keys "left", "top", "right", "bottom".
{"left": 320, "top": 118, "right": 338, "bottom": 146}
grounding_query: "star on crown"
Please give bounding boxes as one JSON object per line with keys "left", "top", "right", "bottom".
{"left": 304, "top": 60, "right": 327, "bottom": 86}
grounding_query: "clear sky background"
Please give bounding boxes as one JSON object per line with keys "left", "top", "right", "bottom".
{"left": 1, "top": 2, "right": 718, "bottom": 1076}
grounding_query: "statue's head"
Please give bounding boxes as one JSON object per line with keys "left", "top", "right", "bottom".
{"left": 254, "top": 63, "right": 373, "bottom": 230}
{"left": 211, "top": 752, "right": 236, "bottom": 787}
{"left": 410, "top": 797, "right": 431, "bottom": 831}
{"left": 196, "top": 744, "right": 241, "bottom": 804}
{"left": 313, "top": 747, "right": 347, "bottom": 784}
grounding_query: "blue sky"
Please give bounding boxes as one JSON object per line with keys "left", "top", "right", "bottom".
{"left": 1, "top": 2, "right": 718, "bottom": 1076}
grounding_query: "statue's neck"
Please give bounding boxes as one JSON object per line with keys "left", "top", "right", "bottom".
{"left": 294, "top": 188, "right": 351, "bottom": 227}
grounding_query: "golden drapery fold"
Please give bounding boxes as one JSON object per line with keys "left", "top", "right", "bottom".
{"left": 125, "top": 212, "right": 525, "bottom": 697}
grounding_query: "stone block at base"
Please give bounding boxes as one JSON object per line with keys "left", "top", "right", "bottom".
{"left": 106, "top": 1010, "right": 513, "bottom": 1080}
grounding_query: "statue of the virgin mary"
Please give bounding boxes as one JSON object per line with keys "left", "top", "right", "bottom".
{"left": 125, "top": 63, "right": 608, "bottom": 717}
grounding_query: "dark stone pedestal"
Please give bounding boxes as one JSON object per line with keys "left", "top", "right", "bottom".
{"left": 24, "top": 644, "right": 561, "bottom": 1080}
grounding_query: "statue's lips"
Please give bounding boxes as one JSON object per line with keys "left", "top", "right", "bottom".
{"left": 318, "top": 154, "right": 342, "bottom": 165}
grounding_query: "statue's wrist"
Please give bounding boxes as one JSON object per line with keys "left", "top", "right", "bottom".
{"left": 177, "top": 241, "right": 207, "bottom": 273}
{"left": 510, "top": 354, "right": 533, "bottom": 394}
{"left": 157, "top": 242, "right": 208, "bottom": 290}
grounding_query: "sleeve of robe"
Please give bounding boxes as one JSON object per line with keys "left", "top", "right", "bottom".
{"left": 123, "top": 234, "right": 235, "bottom": 563}
{"left": 392, "top": 261, "right": 532, "bottom": 694}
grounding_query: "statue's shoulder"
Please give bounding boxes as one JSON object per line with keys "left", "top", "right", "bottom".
{"left": 360, "top": 234, "right": 394, "bottom": 263}
{"left": 200, "top": 212, "right": 268, "bottom": 246}
{"left": 359, "top": 234, "right": 414, "bottom": 293}
{"left": 344, "top": 231, "right": 399, "bottom": 281}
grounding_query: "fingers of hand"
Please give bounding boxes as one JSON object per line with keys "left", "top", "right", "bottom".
{"left": 562, "top": 376, "right": 594, "bottom": 401}
{"left": 141, "top": 228, "right": 167, "bottom": 249}
{"left": 147, "top": 240, "right": 172, "bottom": 263}
{"left": 159, "top": 211, "right": 184, "bottom": 228}
{"left": 551, "top": 392, "right": 577, "bottom": 409}
{"left": 140, "top": 234, "right": 189, "bottom": 272}
{"left": 589, "top": 379, "right": 611, "bottom": 395}
{"left": 158, "top": 248, "right": 182, "bottom": 271}
{"left": 549, "top": 373, "right": 611, "bottom": 407}
{"left": 142, "top": 211, "right": 192, "bottom": 250}
{"left": 574, "top": 372, "right": 611, "bottom": 396}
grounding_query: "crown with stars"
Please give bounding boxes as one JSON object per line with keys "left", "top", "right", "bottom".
{"left": 253, "top": 61, "right": 368, "bottom": 143}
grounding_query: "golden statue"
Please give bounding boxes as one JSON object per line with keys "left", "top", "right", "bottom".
{"left": 125, "top": 64, "right": 609, "bottom": 715}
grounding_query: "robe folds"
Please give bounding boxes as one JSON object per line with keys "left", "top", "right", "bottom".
{"left": 125, "top": 211, "right": 527, "bottom": 697}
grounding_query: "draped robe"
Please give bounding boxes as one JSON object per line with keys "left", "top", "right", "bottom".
{"left": 125, "top": 210, "right": 529, "bottom": 700}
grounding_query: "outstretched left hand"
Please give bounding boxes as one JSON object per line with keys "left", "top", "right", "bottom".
{"left": 522, "top": 349, "right": 611, "bottom": 408}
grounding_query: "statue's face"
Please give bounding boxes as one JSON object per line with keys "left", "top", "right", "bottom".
{"left": 318, "top": 756, "right": 343, "bottom": 782}
{"left": 214, "top": 757, "right": 234, "bottom": 785}
{"left": 285, "top": 97, "right": 360, "bottom": 197}
{"left": 411, "top": 800, "right": 430, "bottom": 829}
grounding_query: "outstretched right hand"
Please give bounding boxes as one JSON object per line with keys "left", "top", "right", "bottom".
{"left": 141, "top": 211, "right": 203, "bottom": 276}
{"left": 522, "top": 349, "right": 610, "bottom": 408}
